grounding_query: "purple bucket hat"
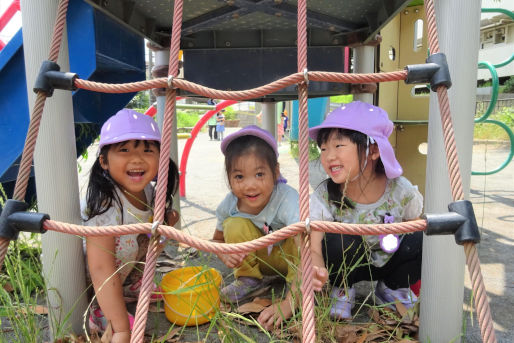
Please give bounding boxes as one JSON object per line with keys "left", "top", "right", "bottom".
{"left": 99, "top": 109, "right": 161, "bottom": 149}
{"left": 308, "top": 101, "right": 402, "bottom": 179}
{"left": 221, "top": 125, "right": 278, "bottom": 157}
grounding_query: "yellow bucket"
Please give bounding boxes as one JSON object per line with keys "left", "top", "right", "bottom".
{"left": 161, "top": 266, "right": 222, "bottom": 326}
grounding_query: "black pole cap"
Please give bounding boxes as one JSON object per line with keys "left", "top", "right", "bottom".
{"left": 46, "top": 71, "right": 78, "bottom": 92}
{"left": 8, "top": 212, "right": 49, "bottom": 235}
{"left": 404, "top": 63, "right": 440, "bottom": 84}
{"left": 449, "top": 200, "right": 480, "bottom": 245}
{"left": 404, "top": 52, "right": 452, "bottom": 91}
{"left": 423, "top": 212, "right": 467, "bottom": 236}
{"left": 0, "top": 199, "right": 30, "bottom": 240}
{"left": 33, "top": 60, "right": 60, "bottom": 96}
{"left": 426, "top": 52, "right": 452, "bottom": 91}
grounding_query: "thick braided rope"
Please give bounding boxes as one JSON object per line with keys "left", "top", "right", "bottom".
{"left": 42, "top": 219, "right": 426, "bottom": 248}
{"left": 424, "top": 1, "right": 496, "bottom": 342}
{"left": 130, "top": 0, "right": 184, "bottom": 340}
{"left": 296, "top": 0, "right": 316, "bottom": 341}
{"left": 0, "top": 239, "right": 9, "bottom": 270}
{"left": 74, "top": 71, "right": 407, "bottom": 98}
{"left": 0, "top": 0, "right": 71, "bottom": 270}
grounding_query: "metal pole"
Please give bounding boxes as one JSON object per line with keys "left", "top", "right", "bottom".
{"left": 419, "top": 0, "right": 481, "bottom": 341}
{"left": 20, "top": 0, "right": 87, "bottom": 337}
{"left": 154, "top": 49, "right": 181, "bottom": 229}
{"left": 262, "top": 102, "right": 276, "bottom": 138}
{"left": 352, "top": 45, "right": 375, "bottom": 103}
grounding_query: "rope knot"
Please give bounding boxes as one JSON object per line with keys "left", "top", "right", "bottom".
{"left": 303, "top": 68, "right": 309, "bottom": 86}
{"left": 304, "top": 217, "right": 311, "bottom": 235}
{"left": 150, "top": 220, "right": 161, "bottom": 239}
{"left": 167, "top": 75, "right": 177, "bottom": 89}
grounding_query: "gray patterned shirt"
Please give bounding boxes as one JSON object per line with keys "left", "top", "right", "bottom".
{"left": 310, "top": 177, "right": 423, "bottom": 267}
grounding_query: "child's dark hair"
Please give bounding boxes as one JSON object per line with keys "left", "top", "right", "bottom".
{"left": 224, "top": 135, "right": 278, "bottom": 181}
{"left": 85, "top": 140, "right": 179, "bottom": 222}
{"left": 316, "top": 128, "right": 385, "bottom": 209}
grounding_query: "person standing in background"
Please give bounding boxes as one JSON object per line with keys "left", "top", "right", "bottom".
{"left": 207, "top": 99, "right": 218, "bottom": 140}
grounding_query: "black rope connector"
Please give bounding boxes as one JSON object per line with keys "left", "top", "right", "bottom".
{"left": 449, "top": 200, "right": 480, "bottom": 245}
{"left": 423, "top": 212, "right": 466, "bottom": 236}
{"left": 423, "top": 200, "right": 480, "bottom": 245}
{"left": 0, "top": 199, "right": 48, "bottom": 240}
{"left": 404, "top": 52, "right": 452, "bottom": 91}
{"left": 33, "top": 60, "right": 78, "bottom": 96}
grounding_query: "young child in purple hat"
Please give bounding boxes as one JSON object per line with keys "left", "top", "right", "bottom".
{"left": 307, "top": 101, "right": 424, "bottom": 320}
{"left": 83, "top": 109, "right": 180, "bottom": 341}
{"left": 212, "top": 125, "right": 300, "bottom": 324}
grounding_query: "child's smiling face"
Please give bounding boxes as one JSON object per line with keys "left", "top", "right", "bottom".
{"left": 100, "top": 139, "right": 159, "bottom": 206}
{"left": 319, "top": 132, "right": 362, "bottom": 185}
{"left": 229, "top": 152, "right": 277, "bottom": 215}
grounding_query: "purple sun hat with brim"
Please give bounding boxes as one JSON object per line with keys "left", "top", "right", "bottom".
{"left": 308, "top": 101, "right": 403, "bottom": 179}
{"left": 99, "top": 109, "right": 161, "bottom": 149}
{"left": 221, "top": 125, "right": 287, "bottom": 183}
{"left": 221, "top": 125, "right": 278, "bottom": 157}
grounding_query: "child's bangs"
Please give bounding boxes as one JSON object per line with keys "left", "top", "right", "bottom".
{"left": 111, "top": 139, "right": 161, "bottom": 150}
{"left": 317, "top": 128, "right": 361, "bottom": 146}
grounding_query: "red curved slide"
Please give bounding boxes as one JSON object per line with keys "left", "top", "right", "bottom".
{"left": 179, "top": 100, "right": 237, "bottom": 197}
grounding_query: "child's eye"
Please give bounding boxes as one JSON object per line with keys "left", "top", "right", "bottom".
{"left": 233, "top": 174, "right": 243, "bottom": 180}
{"left": 119, "top": 147, "right": 129, "bottom": 152}
{"left": 144, "top": 148, "right": 155, "bottom": 153}
{"left": 320, "top": 148, "right": 326, "bottom": 152}
{"left": 336, "top": 144, "right": 345, "bottom": 148}
{"left": 256, "top": 172, "right": 264, "bottom": 178}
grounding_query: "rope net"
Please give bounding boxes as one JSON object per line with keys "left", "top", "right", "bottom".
{"left": 1, "top": 0, "right": 496, "bottom": 342}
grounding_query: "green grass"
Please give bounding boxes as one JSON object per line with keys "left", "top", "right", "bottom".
{"left": 474, "top": 107, "right": 514, "bottom": 141}
{"left": 177, "top": 110, "right": 202, "bottom": 128}
{"left": 330, "top": 94, "right": 353, "bottom": 104}
{"left": 0, "top": 236, "right": 46, "bottom": 343}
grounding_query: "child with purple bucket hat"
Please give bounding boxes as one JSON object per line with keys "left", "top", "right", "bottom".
{"left": 308, "top": 101, "right": 424, "bottom": 319}
{"left": 212, "top": 125, "right": 300, "bottom": 327}
{"left": 83, "top": 109, "right": 180, "bottom": 340}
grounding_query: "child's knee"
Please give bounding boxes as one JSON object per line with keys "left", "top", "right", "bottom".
{"left": 222, "top": 217, "right": 262, "bottom": 243}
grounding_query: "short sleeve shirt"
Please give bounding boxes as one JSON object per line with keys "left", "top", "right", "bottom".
{"left": 83, "top": 184, "right": 154, "bottom": 280}
{"left": 216, "top": 182, "right": 299, "bottom": 236}
{"left": 310, "top": 176, "right": 423, "bottom": 267}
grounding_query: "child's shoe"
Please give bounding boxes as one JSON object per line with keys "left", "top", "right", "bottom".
{"left": 125, "top": 279, "right": 163, "bottom": 302}
{"left": 329, "top": 286, "right": 355, "bottom": 320}
{"left": 374, "top": 280, "right": 418, "bottom": 310}
{"left": 88, "top": 307, "right": 108, "bottom": 332}
{"left": 220, "top": 276, "right": 265, "bottom": 303}
{"left": 88, "top": 307, "right": 135, "bottom": 333}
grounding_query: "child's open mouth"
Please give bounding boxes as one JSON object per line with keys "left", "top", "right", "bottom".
{"left": 246, "top": 194, "right": 260, "bottom": 201}
{"left": 329, "top": 165, "right": 343, "bottom": 175}
{"left": 127, "top": 170, "right": 145, "bottom": 181}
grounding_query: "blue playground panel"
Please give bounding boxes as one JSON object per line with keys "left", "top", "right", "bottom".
{"left": 0, "top": 29, "right": 29, "bottom": 187}
{"left": 290, "top": 97, "right": 329, "bottom": 140}
{"left": 0, "top": 0, "right": 145, "bottom": 203}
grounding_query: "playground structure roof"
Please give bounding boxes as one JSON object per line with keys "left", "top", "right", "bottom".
{"left": 82, "top": 0, "right": 412, "bottom": 100}
{"left": 84, "top": 0, "right": 412, "bottom": 48}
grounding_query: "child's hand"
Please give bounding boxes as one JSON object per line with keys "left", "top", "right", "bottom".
{"left": 165, "top": 209, "right": 180, "bottom": 227}
{"left": 216, "top": 252, "right": 247, "bottom": 268}
{"left": 257, "top": 298, "right": 293, "bottom": 330}
{"left": 313, "top": 266, "right": 328, "bottom": 291}
{"left": 111, "top": 331, "right": 130, "bottom": 343}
